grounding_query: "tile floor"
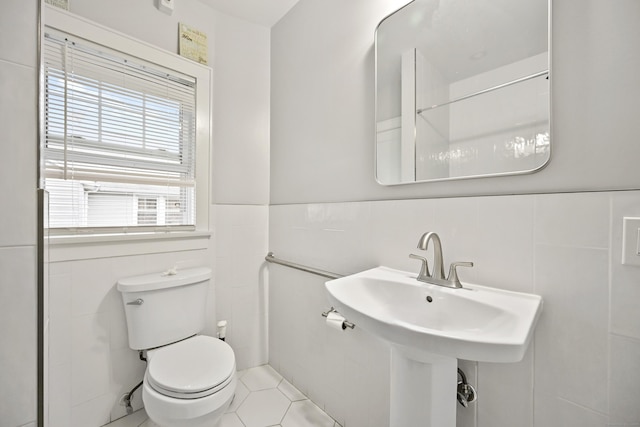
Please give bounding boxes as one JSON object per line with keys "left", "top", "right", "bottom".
{"left": 105, "top": 365, "right": 341, "bottom": 427}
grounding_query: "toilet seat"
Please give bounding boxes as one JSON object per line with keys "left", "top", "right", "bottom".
{"left": 146, "top": 335, "right": 236, "bottom": 400}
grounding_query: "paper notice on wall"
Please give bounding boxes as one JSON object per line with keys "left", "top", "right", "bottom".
{"left": 179, "top": 23, "right": 208, "bottom": 65}
{"left": 45, "top": 0, "right": 69, "bottom": 10}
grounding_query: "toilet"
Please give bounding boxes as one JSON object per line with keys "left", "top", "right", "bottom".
{"left": 117, "top": 267, "right": 236, "bottom": 427}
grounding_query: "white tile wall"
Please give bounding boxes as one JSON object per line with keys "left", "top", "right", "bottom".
{"left": 534, "top": 192, "right": 610, "bottom": 249}
{"left": 42, "top": 190, "right": 640, "bottom": 427}
{"left": 476, "top": 351, "right": 533, "bottom": 427}
{"left": 0, "top": 0, "right": 38, "bottom": 68}
{"left": 534, "top": 245, "right": 609, "bottom": 413}
{"left": 609, "top": 335, "right": 640, "bottom": 424}
{"left": 47, "top": 248, "right": 214, "bottom": 427}
{"left": 610, "top": 192, "right": 640, "bottom": 341}
{"left": 0, "top": 60, "right": 37, "bottom": 248}
{"left": 48, "top": 270, "right": 72, "bottom": 368}
{"left": 268, "top": 264, "right": 391, "bottom": 427}
{"left": 533, "top": 393, "right": 609, "bottom": 427}
{"left": 46, "top": 204, "right": 269, "bottom": 426}
{"left": 475, "top": 195, "right": 534, "bottom": 292}
{"left": 213, "top": 204, "right": 269, "bottom": 370}
{"left": 0, "top": 246, "right": 37, "bottom": 427}
{"left": 70, "top": 393, "right": 113, "bottom": 427}
{"left": 48, "top": 362, "right": 71, "bottom": 427}
{"left": 269, "top": 191, "right": 640, "bottom": 427}
{"left": 71, "top": 312, "right": 111, "bottom": 405}
{"left": 1, "top": 5, "right": 40, "bottom": 427}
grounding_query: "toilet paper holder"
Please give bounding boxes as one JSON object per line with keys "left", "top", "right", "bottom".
{"left": 322, "top": 307, "right": 356, "bottom": 330}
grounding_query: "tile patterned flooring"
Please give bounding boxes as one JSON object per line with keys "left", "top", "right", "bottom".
{"left": 106, "top": 365, "right": 341, "bottom": 427}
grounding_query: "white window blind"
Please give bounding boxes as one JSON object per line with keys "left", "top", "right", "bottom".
{"left": 43, "top": 30, "right": 198, "bottom": 234}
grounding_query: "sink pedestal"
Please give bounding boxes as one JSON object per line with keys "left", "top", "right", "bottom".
{"left": 325, "top": 266, "right": 543, "bottom": 427}
{"left": 390, "top": 346, "right": 458, "bottom": 427}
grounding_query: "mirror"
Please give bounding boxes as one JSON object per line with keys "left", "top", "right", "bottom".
{"left": 375, "top": 0, "right": 550, "bottom": 185}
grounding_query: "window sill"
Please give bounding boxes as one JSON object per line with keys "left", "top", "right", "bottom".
{"left": 47, "top": 231, "right": 211, "bottom": 262}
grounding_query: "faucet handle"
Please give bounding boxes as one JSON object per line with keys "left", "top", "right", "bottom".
{"left": 409, "top": 254, "right": 430, "bottom": 279}
{"left": 447, "top": 262, "right": 474, "bottom": 288}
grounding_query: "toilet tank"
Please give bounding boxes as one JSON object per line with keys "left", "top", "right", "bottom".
{"left": 117, "top": 267, "right": 212, "bottom": 350}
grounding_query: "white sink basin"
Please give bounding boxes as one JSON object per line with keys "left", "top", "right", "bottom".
{"left": 325, "top": 266, "right": 542, "bottom": 363}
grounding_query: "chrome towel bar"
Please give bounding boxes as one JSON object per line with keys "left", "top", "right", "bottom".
{"left": 265, "top": 252, "right": 343, "bottom": 280}
{"left": 265, "top": 253, "right": 354, "bottom": 329}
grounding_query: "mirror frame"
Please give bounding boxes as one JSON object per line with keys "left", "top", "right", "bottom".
{"left": 374, "top": 0, "right": 552, "bottom": 186}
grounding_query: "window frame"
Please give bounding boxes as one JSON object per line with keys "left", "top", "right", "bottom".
{"left": 40, "top": 5, "right": 211, "bottom": 240}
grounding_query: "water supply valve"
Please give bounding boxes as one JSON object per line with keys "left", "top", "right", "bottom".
{"left": 457, "top": 368, "right": 477, "bottom": 407}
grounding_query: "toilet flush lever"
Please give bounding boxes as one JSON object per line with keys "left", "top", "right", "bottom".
{"left": 126, "top": 298, "right": 144, "bottom": 306}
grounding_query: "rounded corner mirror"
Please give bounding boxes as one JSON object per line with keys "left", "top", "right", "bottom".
{"left": 375, "top": 0, "right": 550, "bottom": 185}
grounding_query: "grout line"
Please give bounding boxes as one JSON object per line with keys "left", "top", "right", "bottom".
{"left": 237, "top": 411, "right": 247, "bottom": 427}
{"left": 278, "top": 399, "right": 293, "bottom": 425}
{"left": 0, "top": 57, "right": 35, "bottom": 70}
{"left": 607, "top": 194, "right": 614, "bottom": 426}
{"left": 609, "top": 332, "right": 640, "bottom": 344}
{"left": 555, "top": 396, "right": 609, "bottom": 418}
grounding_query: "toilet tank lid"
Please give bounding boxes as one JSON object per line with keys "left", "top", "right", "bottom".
{"left": 117, "top": 267, "right": 211, "bottom": 293}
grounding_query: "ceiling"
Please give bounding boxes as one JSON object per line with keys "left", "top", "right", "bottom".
{"left": 198, "top": 0, "right": 301, "bottom": 27}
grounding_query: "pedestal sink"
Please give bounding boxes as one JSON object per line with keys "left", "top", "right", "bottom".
{"left": 325, "top": 266, "right": 542, "bottom": 427}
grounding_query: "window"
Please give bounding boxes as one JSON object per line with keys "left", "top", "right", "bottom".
{"left": 42, "top": 10, "right": 211, "bottom": 236}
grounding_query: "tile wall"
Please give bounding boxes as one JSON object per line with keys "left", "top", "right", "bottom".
{"left": 268, "top": 190, "right": 640, "bottom": 427}
{"left": 0, "top": 1, "right": 38, "bottom": 427}
{"left": 214, "top": 205, "right": 270, "bottom": 370}
{"left": 46, "top": 204, "right": 269, "bottom": 427}
{"left": 47, "top": 248, "right": 213, "bottom": 427}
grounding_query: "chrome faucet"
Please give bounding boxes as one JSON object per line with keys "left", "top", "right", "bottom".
{"left": 410, "top": 232, "right": 473, "bottom": 289}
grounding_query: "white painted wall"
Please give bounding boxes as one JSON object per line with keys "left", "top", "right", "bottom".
{"left": 68, "top": 0, "right": 270, "bottom": 206}
{"left": 269, "top": 0, "right": 640, "bottom": 426}
{"left": 0, "top": 1, "right": 39, "bottom": 427}
{"left": 271, "top": 0, "right": 640, "bottom": 203}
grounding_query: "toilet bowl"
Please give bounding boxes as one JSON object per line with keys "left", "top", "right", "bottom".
{"left": 142, "top": 336, "right": 236, "bottom": 427}
{"left": 117, "top": 267, "right": 236, "bottom": 427}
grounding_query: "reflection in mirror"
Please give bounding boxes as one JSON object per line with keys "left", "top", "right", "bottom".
{"left": 375, "top": 0, "right": 550, "bottom": 185}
